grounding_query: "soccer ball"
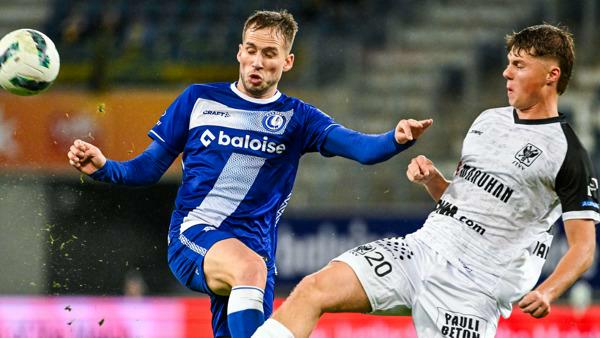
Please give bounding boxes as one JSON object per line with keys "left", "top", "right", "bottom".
{"left": 0, "top": 29, "right": 60, "bottom": 96}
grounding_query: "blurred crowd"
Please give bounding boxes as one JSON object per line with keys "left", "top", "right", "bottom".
{"left": 43, "top": 0, "right": 417, "bottom": 88}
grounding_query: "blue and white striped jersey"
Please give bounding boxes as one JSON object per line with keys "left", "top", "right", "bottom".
{"left": 149, "top": 82, "right": 337, "bottom": 263}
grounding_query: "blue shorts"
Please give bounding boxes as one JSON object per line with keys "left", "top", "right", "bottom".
{"left": 167, "top": 226, "right": 276, "bottom": 338}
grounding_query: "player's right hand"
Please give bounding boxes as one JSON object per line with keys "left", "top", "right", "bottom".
{"left": 518, "top": 290, "right": 551, "bottom": 318}
{"left": 67, "top": 139, "right": 106, "bottom": 175}
{"left": 406, "top": 155, "right": 437, "bottom": 185}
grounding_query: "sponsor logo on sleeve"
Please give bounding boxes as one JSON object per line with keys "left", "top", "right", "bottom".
{"left": 581, "top": 200, "right": 599, "bottom": 209}
{"left": 587, "top": 177, "right": 598, "bottom": 197}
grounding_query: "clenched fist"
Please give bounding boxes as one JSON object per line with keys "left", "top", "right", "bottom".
{"left": 407, "top": 155, "right": 437, "bottom": 185}
{"left": 406, "top": 155, "right": 450, "bottom": 201}
{"left": 67, "top": 139, "right": 106, "bottom": 175}
{"left": 519, "top": 290, "right": 551, "bottom": 318}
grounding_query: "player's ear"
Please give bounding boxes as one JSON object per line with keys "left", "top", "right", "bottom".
{"left": 237, "top": 44, "right": 243, "bottom": 63}
{"left": 283, "top": 53, "right": 294, "bottom": 72}
{"left": 547, "top": 65, "right": 560, "bottom": 86}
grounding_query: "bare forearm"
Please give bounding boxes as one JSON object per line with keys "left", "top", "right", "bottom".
{"left": 535, "top": 244, "right": 594, "bottom": 302}
{"left": 519, "top": 220, "right": 595, "bottom": 318}
{"left": 424, "top": 173, "right": 450, "bottom": 202}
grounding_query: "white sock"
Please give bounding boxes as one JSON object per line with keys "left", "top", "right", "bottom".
{"left": 227, "top": 286, "right": 265, "bottom": 337}
{"left": 252, "top": 318, "right": 295, "bottom": 338}
{"left": 227, "top": 285, "right": 265, "bottom": 314}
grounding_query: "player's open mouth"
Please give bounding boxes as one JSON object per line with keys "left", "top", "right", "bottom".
{"left": 249, "top": 74, "right": 262, "bottom": 84}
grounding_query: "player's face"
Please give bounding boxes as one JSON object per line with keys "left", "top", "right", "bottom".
{"left": 502, "top": 48, "right": 558, "bottom": 111}
{"left": 237, "top": 27, "right": 294, "bottom": 99}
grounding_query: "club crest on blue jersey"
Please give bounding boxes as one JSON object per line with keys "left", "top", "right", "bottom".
{"left": 262, "top": 111, "right": 287, "bottom": 132}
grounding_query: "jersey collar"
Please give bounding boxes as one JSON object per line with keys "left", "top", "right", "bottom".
{"left": 230, "top": 82, "right": 282, "bottom": 104}
{"left": 512, "top": 108, "right": 565, "bottom": 125}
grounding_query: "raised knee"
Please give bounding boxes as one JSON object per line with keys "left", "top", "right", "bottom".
{"left": 232, "top": 255, "right": 267, "bottom": 287}
{"left": 294, "top": 273, "right": 325, "bottom": 301}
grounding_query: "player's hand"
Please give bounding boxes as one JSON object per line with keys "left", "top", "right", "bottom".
{"left": 394, "top": 118, "right": 433, "bottom": 144}
{"left": 407, "top": 155, "right": 437, "bottom": 185}
{"left": 518, "top": 290, "right": 551, "bottom": 318}
{"left": 67, "top": 139, "right": 106, "bottom": 175}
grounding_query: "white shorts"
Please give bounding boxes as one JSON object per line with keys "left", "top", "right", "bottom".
{"left": 333, "top": 235, "right": 501, "bottom": 338}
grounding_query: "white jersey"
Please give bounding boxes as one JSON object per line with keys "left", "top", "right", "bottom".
{"left": 414, "top": 106, "right": 600, "bottom": 313}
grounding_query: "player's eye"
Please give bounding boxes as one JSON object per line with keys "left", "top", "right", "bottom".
{"left": 263, "top": 50, "right": 277, "bottom": 58}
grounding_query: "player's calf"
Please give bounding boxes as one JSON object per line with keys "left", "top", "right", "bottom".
{"left": 278, "top": 272, "right": 330, "bottom": 324}
{"left": 255, "top": 262, "right": 371, "bottom": 338}
{"left": 253, "top": 274, "right": 324, "bottom": 338}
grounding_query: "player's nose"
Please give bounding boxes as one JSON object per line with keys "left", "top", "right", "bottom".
{"left": 251, "top": 54, "right": 264, "bottom": 69}
{"left": 502, "top": 66, "right": 512, "bottom": 80}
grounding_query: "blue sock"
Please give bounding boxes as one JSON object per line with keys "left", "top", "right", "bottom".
{"left": 227, "top": 285, "right": 265, "bottom": 338}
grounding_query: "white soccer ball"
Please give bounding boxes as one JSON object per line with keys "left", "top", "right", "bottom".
{"left": 0, "top": 29, "right": 60, "bottom": 96}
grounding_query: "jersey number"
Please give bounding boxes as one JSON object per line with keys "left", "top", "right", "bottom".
{"left": 364, "top": 251, "right": 392, "bottom": 277}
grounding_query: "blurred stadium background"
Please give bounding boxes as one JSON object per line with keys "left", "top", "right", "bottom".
{"left": 1, "top": 0, "right": 600, "bottom": 337}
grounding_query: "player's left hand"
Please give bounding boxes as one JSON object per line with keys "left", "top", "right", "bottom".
{"left": 395, "top": 119, "right": 433, "bottom": 144}
{"left": 518, "top": 290, "right": 551, "bottom": 318}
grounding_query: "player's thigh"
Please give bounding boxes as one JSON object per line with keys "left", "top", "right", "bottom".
{"left": 168, "top": 226, "right": 235, "bottom": 295}
{"left": 333, "top": 236, "right": 426, "bottom": 316}
{"left": 204, "top": 237, "right": 267, "bottom": 295}
{"left": 298, "top": 261, "right": 372, "bottom": 313}
{"left": 413, "top": 256, "right": 500, "bottom": 338}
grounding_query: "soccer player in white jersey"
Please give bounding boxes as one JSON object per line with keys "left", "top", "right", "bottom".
{"left": 66, "top": 10, "right": 432, "bottom": 338}
{"left": 253, "top": 24, "right": 599, "bottom": 338}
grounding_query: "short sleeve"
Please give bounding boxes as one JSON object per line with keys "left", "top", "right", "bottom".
{"left": 148, "top": 86, "right": 198, "bottom": 154}
{"left": 301, "top": 104, "right": 338, "bottom": 154}
{"left": 556, "top": 124, "right": 600, "bottom": 223}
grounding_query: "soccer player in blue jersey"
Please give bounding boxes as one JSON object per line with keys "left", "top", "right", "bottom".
{"left": 67, "top": 10, "right": 432, "bottom": 338}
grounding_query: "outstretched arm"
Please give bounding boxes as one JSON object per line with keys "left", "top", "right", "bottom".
{"left": 519, "top": 219, "right": 596, "bottom": 318}
{"left": 322, "top": 119, "right": 432, "bottom": 165}
{"left": 67, "top": 140, "right": 178, "bottom": 185}
{"left": 406, "top": 155, "right": 450, "bottom": 201}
